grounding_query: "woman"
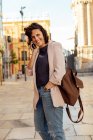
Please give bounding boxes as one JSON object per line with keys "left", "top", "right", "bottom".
{"left": 24, "top": 23, "right": 66, "bottom": 140}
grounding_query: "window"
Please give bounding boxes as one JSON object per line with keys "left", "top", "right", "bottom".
{"left": 22, "top": 51, "right": 27, "bottom": 61}
{"left": 20, "top": 33, "right": 26, "bottom": 42}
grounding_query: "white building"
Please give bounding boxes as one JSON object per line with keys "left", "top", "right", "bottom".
{"left": 72, "top": 0, "right": 93, "bottom": 70}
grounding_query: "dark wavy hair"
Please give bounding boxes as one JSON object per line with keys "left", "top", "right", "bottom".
{"left": 24, "top": 22, "right": 49, "bottom": 45}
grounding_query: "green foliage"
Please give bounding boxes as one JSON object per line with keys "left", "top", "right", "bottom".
{"left": 10, "top": 50, "right": 18, "bottom": 64}
{"left": 0, "top": 49, "right": 4, "bottom": 54}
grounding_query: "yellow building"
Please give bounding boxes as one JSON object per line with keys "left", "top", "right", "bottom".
{"left": 3, "top": 19, "right": 50, "bottom": 76}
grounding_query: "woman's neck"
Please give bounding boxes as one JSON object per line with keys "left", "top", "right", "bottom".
{"left": 39, "top": 43, "right": 48, "bottom": 48}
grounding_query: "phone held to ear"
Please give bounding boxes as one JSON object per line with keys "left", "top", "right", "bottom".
{"left": 31, "top": 42, "right": 36, "bottom": 49}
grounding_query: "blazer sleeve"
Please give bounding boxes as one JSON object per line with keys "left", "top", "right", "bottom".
{"left": 49, "top": 42, "right": 66, "bottom": 85}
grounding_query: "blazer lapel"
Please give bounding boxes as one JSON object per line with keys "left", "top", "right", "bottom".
{"left": 48, "top": 41, "right": 53, "bottom": 77}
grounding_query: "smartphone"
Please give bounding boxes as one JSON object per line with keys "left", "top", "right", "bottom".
{"left": 32, "top": 43, "right": 36, "bottom": 49}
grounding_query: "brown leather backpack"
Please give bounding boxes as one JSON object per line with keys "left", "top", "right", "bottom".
{"left": 58, "top": 68, "right": 84, "bottom": 123}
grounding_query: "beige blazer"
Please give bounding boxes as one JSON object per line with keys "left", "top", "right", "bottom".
{"left": 31, "top": 40, "right": 66, "bottom": 109}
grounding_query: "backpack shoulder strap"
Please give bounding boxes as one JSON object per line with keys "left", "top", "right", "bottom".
{"left": 66, "top": 95, "right": 84, "bottom": 123}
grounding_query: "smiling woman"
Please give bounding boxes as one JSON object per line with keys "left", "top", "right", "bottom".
{"left": 24, "top": 22, "right": 66, "bottom": 140}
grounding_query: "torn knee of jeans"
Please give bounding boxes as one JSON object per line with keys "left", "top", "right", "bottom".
{"left": 48, "top": 131, "right": 56, "bottom": 138}
{"left": 47, "top": 121, "right": 53, "bottom": 127}
{"left": 47, "top": 122, "right": 56, "bottom": 137}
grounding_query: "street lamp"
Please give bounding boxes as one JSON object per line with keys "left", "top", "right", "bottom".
{"left": 20, "top": 6, "right": 27, "bottom": 81}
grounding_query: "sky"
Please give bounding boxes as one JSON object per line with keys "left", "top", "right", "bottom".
{"left": 2, "top": 0, "right": 75, "bottom": 51}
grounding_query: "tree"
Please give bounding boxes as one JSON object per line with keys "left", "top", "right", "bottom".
{"left": 10, "top": 50, "right": 18, "bottom": 64}
{"left": 10, "top": 50, "right": 18, "bottom": 74}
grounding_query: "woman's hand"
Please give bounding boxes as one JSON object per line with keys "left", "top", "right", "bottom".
{"left": 44, "top": 81, "right": 55, "bottom": 91}
{"left": 26, "top": 67, "right": 33, "bottom": 76}
{"left": 27, "top": 60, "right": 32, "bottom": 69}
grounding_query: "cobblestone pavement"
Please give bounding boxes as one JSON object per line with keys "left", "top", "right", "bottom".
{"left": 0, "top": 75, "right": 93, "bottom": 140}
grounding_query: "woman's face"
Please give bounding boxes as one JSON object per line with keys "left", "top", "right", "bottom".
{"left": 31, "top": 29, "right": 46, "bottom": 48}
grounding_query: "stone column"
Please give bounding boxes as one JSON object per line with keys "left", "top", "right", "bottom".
{"left": 78, "top": 2, "right": 88, "bottom": 46}
{"left": 72, "top": 0, "right": 90, "bottom": 46}
{"left": 87, "top": 2, "right": 93, "bottom": 45}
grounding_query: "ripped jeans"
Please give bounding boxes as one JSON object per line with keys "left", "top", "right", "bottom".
{"left": 34, "top": 86, "right": 66, "bottom": 140}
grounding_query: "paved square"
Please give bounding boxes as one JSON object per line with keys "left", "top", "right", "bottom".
{"left": 0, "top": 75, "right": 93, "bottom": 139}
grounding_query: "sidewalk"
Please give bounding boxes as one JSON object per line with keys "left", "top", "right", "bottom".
{"left": 0, "top": 75, "right": 93, "bottom": 140}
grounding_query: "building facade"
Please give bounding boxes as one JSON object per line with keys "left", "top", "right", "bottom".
{"left": 72, "top": 0, "right": 93, "bottom": 70}
{"left": 3, "top": 19, "right": 50, "bottom": 77}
